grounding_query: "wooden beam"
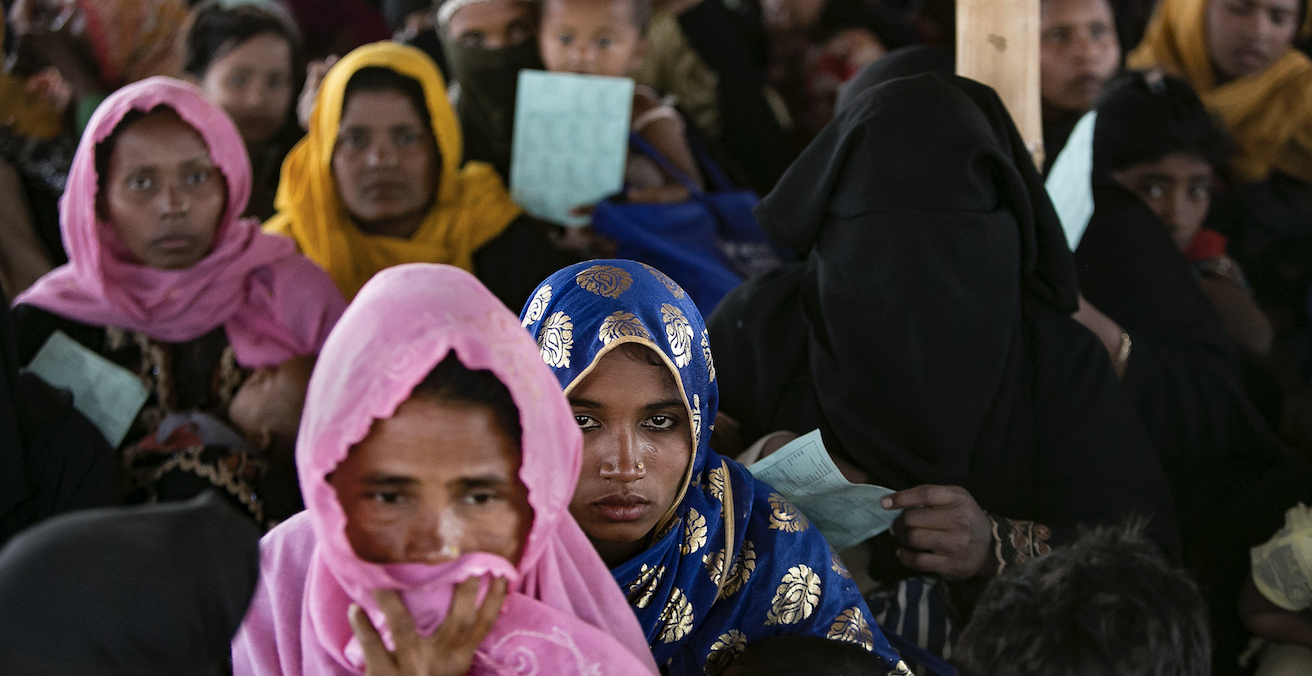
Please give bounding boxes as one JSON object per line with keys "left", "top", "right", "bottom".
{"left": 956, "top": 0, "right": 1044, "bottom": 167}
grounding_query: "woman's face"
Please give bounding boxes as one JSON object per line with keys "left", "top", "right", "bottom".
{"left": 331, "top": 395, "right": 533, "bottom": 565}
{"left": 332, "top": 88, "right": 439, "bottom": 237}
{"left": 1111, "top": 152, "right": 1215, "bottom": 250}
{"left": 1206, "top": 0, "right": 1301, "bottom": 81}
{"left": 568, "top": 347, "right": 693, "bottom": 566}
{"left": 1039, "top": 0, "right": 1121, "bottom": 114}
{"left": 196, "top": 33, "right": 295, "bottom": 145}
{"left": 448, "top": 0, "right": 536, "bottom": 49}
{"left": 102, "top": 109, "right": 227, "bottom": 270}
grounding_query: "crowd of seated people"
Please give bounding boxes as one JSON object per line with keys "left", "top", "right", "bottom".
{"left": 1, "top": 0, "right": 1312, "bottom": 674}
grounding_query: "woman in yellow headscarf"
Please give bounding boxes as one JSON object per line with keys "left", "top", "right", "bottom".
{"left": 266, "top": 41, "right": 569, "bottom": 303}
{"left": 1127, "top": 0, "right": 1312, "bottom": 184}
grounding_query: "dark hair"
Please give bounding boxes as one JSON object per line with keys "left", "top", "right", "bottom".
{"left": 952, "top": 522, "right": 1211, "bottom": 676}
{"left": 1093, "top": 71, "right": 1231, "bottom": 176}
{"left": 543, "top": 0, "right": 653, "bottom": 34}
{"left": 721, "top": 636, "right": 882, "bottom": 676}
{"left": 94, "top": 106, "right": 185, "bottom": 207}
{"left": 342, "top": 66, "right": 435, "bottom": 133}
{"left": 184, "top": 1, "right": 303, "bottom": 77}
{"left": 412, "top": 353, "right": 522, "bottom": 443}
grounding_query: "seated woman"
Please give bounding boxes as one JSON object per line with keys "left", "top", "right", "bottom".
{"left": 232, "top": 263, "right": 657, "bottom": 676}
{"left": 1073, "top": 69, "right": 1283, "bottom": 553}
{"left": 184, "top": 0, "right": 305, "bottom": 221}
{"left": 520, "top": 260, "right": 909, "bottom": 675}
{"left": 706, "top": 72, "right": 1180, "bottom": 661}
{"left": 265, "top": 41, "right": 571, "bottom": 306}
{"left": 12, "top": 77, "right": 346, "bottom": 525}
{"left": 1127, "top": 0, "right": 1312, "bottom": 342}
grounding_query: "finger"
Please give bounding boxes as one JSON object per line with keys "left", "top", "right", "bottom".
{"left": 349, "top": 603, "right": 397, "bottom": 673}
{"left": 899, "top": 527, "right": 968, "bottom": 554}
{"left": 444, "top": 577, "right": 484, "bottom": 631}
{"left": 372, "top": 589, "right": 420, "bottom": 653}
{"left": 895, "top": 548, "right": 960, "bottom": 577}
{"left": 882, "top": 484, "right": 964, "bottom": 510}
{"left": 471, "top": 577, "right": 509, "bottom": 637}
{"left": 898, "top": 504, "right": 967, "bottom": 531}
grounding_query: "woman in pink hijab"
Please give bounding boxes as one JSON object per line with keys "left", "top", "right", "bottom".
{"left": 231, "top": 263, "right": 658, "bottom": 676}
{"left": 12, "top": 76, "right": 346, "bottom": 526}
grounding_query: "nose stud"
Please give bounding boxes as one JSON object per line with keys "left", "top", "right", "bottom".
{"left": 636, "top": 461, "right": 645, "bottom": 471}
{"left": 179, "top": 201, "right": 190, "bottom": 214}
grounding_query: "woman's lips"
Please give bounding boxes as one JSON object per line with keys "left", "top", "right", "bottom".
{"left": 593, "top": 494, "right": 652, "bottom": 523}
{"left": 153, "top": 235, "right": 196, "bottom": 252}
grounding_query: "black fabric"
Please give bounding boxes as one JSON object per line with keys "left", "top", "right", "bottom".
{"left": 0, "top": 292, "right": 117, "bottom": 547}
{"left": 438, "top": 33, "right": 541, "bottom": 180}
{"left": 835, "top": 45, "right": 953, "bottom": 115}
{"left": 1041, "top": 110, "right": 1082, "bottom": 176}
{"left": 0, "top": 491, "right": 260, "bottom": 675}
{"left": 472, "top": 215, "right": 577, "bottom": 312}
{"left": 677, "top": 0, "right": 792, "bottom": 192}
{"left": 707, "top": 73, "right": 1179, "bottom": 569}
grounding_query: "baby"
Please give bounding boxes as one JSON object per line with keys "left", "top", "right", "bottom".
{"left": 538, "top": 0, "right": 704, "bottom": 203}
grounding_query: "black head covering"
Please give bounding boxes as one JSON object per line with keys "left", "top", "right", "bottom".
{"left": 0, "top": 491, "right": 261, "bottom": 675}
{"left": 835, "top": 45, "right": 953, "bottom": 115}
{"left": 709, "top": 72, "right": 1177, "bottom": 556}
{"left": 438, "top": 30, "right": 542, "bottom": 179}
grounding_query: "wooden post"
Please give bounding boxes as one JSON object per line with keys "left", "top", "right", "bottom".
{"left": 956, "top": 0, "right": 1044, "bottom": 167}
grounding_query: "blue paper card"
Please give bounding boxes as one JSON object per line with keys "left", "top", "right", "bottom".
{"left": 509, "top": 70, "right": 634, "bottom": 227}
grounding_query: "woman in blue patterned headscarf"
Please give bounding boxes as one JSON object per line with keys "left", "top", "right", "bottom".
{"left": 520, "top": 259, "right": 908, "bottom": 676}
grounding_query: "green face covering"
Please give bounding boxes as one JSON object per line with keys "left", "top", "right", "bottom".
{"left": 438, "top": 30, "right": 543, "bottom": 178}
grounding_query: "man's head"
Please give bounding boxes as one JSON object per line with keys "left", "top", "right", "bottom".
{"left": 1040, "top": 0, "right": 1122, "bottom": 115}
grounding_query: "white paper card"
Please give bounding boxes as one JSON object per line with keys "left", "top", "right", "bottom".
{"left": 747, "top": 429, "right": 902, "bottom": 550}
{"left": 25, "top": 330, "right": 148, "bottom": 447}
{"left": 1044, "top": 110, "right": 1098, "bottom": 251}
{"left": 509, "top": 70, "right": 634, "bottom": 227}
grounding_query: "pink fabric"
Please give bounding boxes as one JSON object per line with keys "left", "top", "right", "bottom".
{"left": 232, "top": 263, "right": 659, "bottom": 676}
{"left": 14, "top": 77, "right": 345, "bottom": 368}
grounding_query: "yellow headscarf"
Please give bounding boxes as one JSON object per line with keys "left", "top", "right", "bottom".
{"left": 265, "top": 42, "right": 522, "bottom": 300}
{"left": 1127, "top": 0, "right": 1312, "bottom": 183}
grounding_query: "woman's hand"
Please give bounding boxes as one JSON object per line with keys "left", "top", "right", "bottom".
{"left": 882, "top": 485, "right": 995, "bottom": 580}
{"left": 298, "top": 56, "right": 339, "bottom": 129}
{"left": 349, "top": 577, "right": 509, "bottom": 676}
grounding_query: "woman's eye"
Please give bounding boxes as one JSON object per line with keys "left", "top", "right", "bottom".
{"left": 1189, "top": 184, "right": 1211, "bottom": 200}
{"left": 368, "top": 491, "right": 404, "bottom": 505}
{"left": 395, "top": 130, "right": 421, "bottom": 147}
{"left": 341, "top": 133, "right": 367, "bottom": 149}
{"left": 575, "top": 414, "right": 600, "bottom": 430}
{"left": 557, "top": 33, "right": 574, "bottom": 46}
{"left": 268, "top": 73, "right": 291, "bottom": 89}
{"left": 127, "top": 175, "right": 153, "bottom": 191}
{"left": 226, "top": 74, "right": 249, "bottom": 88}
{"left": 185, "top": 169, "right": 211, "bottom": 186}
{"left": 645, "top": 415, "right": 675, "bottom": 431}
{"left": 596, "top": 37, "right": 613, "bottom": 48}
{"left": 1142, "top": 184, "right": 1165, "bottom": 200}
{"left": 463, "top": 491, "right": 500, "bottom": 506}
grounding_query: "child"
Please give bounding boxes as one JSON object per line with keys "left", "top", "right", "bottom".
{"left": 952, "top": 523, "right": 1211, "bottom": 676}
{"left": 538, "top": 0, "right": 704, "bottom": 202}
{"left": 135, "top": 355, "right": 316, "bottom": 527}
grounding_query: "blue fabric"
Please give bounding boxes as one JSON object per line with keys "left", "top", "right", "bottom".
{"left": 590, "top": 135, "right": 786, "bottom": 314}
{"left": 520, "top": 260, "right": 906, "bottom": 675}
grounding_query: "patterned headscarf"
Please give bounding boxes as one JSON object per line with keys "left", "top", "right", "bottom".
{"left": 520, "top": 260, "right": 909, "bottom": 675}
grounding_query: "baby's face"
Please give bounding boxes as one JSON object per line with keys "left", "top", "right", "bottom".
{"left": 228, "top": 356, "right": 315, "bottom": 453}
{"left": 539, "top": 0, "right": 646, "bottom": 77}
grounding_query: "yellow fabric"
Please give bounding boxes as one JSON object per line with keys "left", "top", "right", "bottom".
{"left": 265, "top": 42, "right": 522, "bottom": 300}
{"left": 1127, "top": 0, "right": 1312, "bottom": 183}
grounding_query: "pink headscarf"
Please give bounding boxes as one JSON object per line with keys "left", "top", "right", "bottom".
{"left": 232, "top": 263, "right": 659, "bottom": 676}
{"left": 14, "top": 77, "right": 345, "bottom": 368}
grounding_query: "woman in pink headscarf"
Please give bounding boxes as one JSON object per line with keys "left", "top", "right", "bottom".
{"left": 12, "top": 77, "right": 346, "bottom": 526}
{"left": 231, "top": 263, "right": 658, "bottom": 676}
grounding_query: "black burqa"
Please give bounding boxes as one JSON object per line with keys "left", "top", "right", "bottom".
{"left": 0, "top": 289, "right": 117, "bottom": 546}
{"left": 707, "top": 72, "right": 1180, "bottom": 569}
{"left": 0, "top": 491, "right": 261, "bottom": 675}
{"left": 438, "top": 32, "right": 542, "bottom": 180}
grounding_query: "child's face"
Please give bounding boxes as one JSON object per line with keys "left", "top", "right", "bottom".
{"left": 539, "top": 0, "right": 647, "bottom": 77}
{"left": 228, "top": 355, "right": 315, "bottom": 456}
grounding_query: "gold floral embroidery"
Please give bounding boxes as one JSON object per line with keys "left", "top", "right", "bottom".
{"left": 707, "top": 465, "right": 727, "bottom": 502}
{"left": 704, "top": 540, "right": 755, "bottom": 600}
{"left": 831, "top": 549, "right": 853, "bottom": 579}
{"left": 701, "top": 330, "right": 716, "bottom": 382}
{"left": 826, "top": 607, "right": 875, "bottom": 650}
{"left": 575, "top": 264, "right": 633, "bottom": 298}
{"left": 888, "top": 661, "right": 915, "bottom": 676}
{"left": 703, "top": 630, "right": 747, "bottom": 676}
{"left": 660, "top": 303, "right": 695, "bottom": 368}
{"left": 691, "top": 394, "right": 703, "bottom": 448}
{"left": 658, "top": 588, "right": 694, "bottom": 643}
{"left": 682, "top": 507, "right": 708, "bottom": 555}
{"left": 626, "top": 564, "right": 665, "bottom": 609}
{"left": 768, "top": 493, "right": 810, "bottom": 533}
{"left": 522, "top": 284, "right": 552, "bottom": 328}
{"left": 598, "top": 311, "right": 649, "bottom": 345}
{"left": 653, "top": 514, "right": 681, "bottom": 542}
{"left": 641, "top": 262, "right": 686, "bottom": 299}
{"left": 765, "top": 564, "right": 822, "bottom": 626}
{"left": 536, "top": 312, "right": 573, "bottom": 368}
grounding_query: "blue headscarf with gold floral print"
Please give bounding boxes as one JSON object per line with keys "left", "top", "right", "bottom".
{"left": 520, "top": 260, "right": 908, "bottom": 675}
